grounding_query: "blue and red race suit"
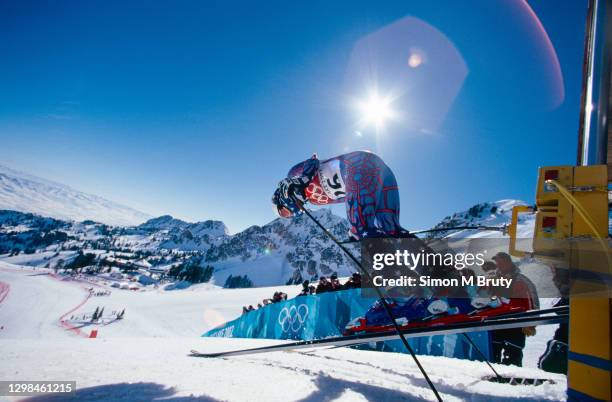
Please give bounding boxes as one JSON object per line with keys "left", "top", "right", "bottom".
{"left": 284, "top": 151, "right": 404, "bottom": 237}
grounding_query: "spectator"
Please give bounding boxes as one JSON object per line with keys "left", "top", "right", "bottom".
{"left": 473, "top": 262, "right": 498, "bottom": 297}
{"left": 272, "top": 292, "right": 282, "bottom": 303}
{"left": 330, "top": 274, "right": 341, "bottom": 291}
{"left": 343, "top": 273, "right": 362, "bottom": 289}
{"left": 271, "top": 291, "right": 288, "bottom": 303}
{"left": 490, "top": 252, "right": 539, "bottom": 367}
{"left": 305, "top": 280, "right": 313, "bottom": 294}
{"left": 316, "top": 277, "right": 333, "bottom": 294}
{"left": 298, "top": 280, "right": 314, "bottom": 297}
{"left": 481, "top": 261, "right": 497, "bottom": 277}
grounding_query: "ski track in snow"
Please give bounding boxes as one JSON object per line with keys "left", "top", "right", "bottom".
{"left": 0, "top": 282, "right": 9, "bottom": 305}
{"left": 0, "top": 262, "right": 567, "bottom": 401}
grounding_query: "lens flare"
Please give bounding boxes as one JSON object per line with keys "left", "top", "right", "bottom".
{"left": 202, "top": 308, "right": 225, "bottom": 328}
{"left": 407, "top": 48, "right": 425, "bottom": 68}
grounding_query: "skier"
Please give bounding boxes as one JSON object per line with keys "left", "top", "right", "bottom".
{"left": 272, "top": 151, "right": 407, "bottom": 240}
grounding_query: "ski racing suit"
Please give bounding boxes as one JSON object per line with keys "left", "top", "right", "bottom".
{"left": 278, "top": 151, "right": 404, "bottom": 238}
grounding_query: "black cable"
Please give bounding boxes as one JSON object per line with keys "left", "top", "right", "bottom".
{"left": 337, "top": 225, "right": 508, "bottom": 244}
{"left": 410, "top": 225, "right": 507, "bottom": 235}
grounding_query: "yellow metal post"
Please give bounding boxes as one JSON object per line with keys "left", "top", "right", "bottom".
{"left": 530, "top": 165, "right": 611, "bottom": 401}
{"left": 566, "top": 165, "right": 611, "bottom": 402}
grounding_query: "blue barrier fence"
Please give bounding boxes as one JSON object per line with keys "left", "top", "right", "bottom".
{"left": 203, "top": 288, "right": 490, "bottom": 360}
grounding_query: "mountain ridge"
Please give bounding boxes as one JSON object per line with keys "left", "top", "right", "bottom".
{"left": 0, "top": 199, "right": 532, "bottom": 287}
{"left": 0, "top": 164, "right": 152, "bottom": 226}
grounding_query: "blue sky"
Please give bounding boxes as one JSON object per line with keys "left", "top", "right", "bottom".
{"left": 0, "top": 0, "right": 588, "bottom": 233}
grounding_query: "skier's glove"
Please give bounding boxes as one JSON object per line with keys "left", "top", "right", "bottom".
{"left": 278, "top": 176, "right": 309, "bottom": 203}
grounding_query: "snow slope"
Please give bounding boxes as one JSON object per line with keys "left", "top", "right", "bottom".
{"left": 0, "top": 267, "right": 88, "bottom": 339}
{"left": 0, "top": 261, "right": 302, "bottom": 339}
{"left": 1, "top": 338, "right": 566, "bottom": 402}
{"left": 0, "top": 165, "right": 151, "bottom": 226}
{"left": 0, "top": 262, "right": 566, "bottom": 401}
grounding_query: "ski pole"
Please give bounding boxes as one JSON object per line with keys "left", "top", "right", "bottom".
{"left": 296, "top": 203, "right": 443, "bottom": 402}
{"left": 461, "top": 333, "right": 502, "bottom": 380}
{"left": 397, "top": 262, "right": 503, "bottom": 381}
{"left": 383, "top": 250, "right": 502, "bottom": 382}
{"left": 337, "top": 225, "right": 507, "bottom": 244}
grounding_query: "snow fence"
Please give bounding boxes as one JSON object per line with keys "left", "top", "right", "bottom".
{"left": 202, "top": 288, "right": 490, "bottom": 360}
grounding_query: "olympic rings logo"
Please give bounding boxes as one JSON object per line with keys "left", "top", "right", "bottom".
{"left": 306, "top": 183, "right": 330, "bottom": 204}
{"left": 278, "top": 304, "right": 309, "bottom": 333}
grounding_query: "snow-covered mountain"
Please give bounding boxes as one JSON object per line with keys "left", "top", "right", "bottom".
{"left": 0, "top": 207, "right": 355, "bottom": 287}
{"left": 139, "top": 215, "right": 229, "bottom": 239}
{"left": 428, "top": 199, "right": 535, "bottom": 239}
{"left": 0, "top": 199, "right": 534, "bottom": 287}
{"left": 0, "top": 164, "right": 152, "bottom": 226}
{"left": 205, "top": 209, "right": 354, "bottom": 286}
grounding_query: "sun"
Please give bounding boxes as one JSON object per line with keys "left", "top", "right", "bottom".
{"left": 357, "top": 92, "right": 395, "bottom": 129}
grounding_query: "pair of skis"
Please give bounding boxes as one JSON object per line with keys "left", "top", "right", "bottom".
{"left": 190, "top": 306, "right": 568, "bottom": 358}
{"left": 192, "top": 204, "right": 558, "bottom": 400}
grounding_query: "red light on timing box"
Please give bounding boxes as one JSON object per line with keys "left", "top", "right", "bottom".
{"left": 543, "top": 170, "right": 559, "bottom": 193}
{"left": 544, "top": 170, "right": 559, "bottom": 181}
{"left": 542, "top": 216, "right": 557, "bottom": 233}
